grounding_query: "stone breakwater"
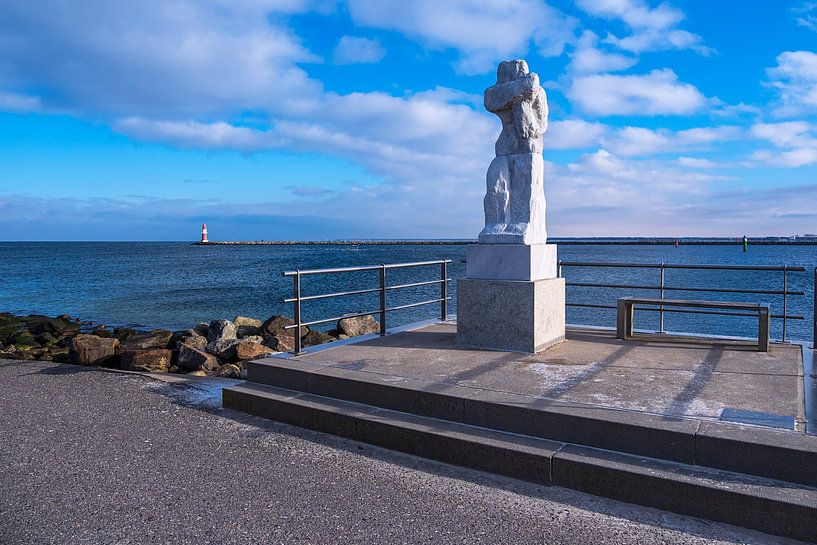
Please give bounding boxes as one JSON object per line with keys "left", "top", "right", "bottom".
{"left": 0, "top": 312, "right": 379, "bottom": 378}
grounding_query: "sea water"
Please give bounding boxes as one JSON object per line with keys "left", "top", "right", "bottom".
{"left": 1, "top": 242, "right": 815, "bottom": 342}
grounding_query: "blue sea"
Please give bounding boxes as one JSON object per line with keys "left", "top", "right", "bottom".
{"left": 1, "top": 242, "right": 815, "bottom": 343}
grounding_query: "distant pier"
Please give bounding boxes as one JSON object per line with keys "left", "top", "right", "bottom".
{"left": 193, "top": 238, "right": 817, "bottom": 246}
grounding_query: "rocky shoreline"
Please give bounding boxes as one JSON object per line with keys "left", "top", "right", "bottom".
{"left": 0, "top": 312, "right": 379, "bottom": 378}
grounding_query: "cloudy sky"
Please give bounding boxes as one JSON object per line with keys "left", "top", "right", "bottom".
{"left": 1, "top": 0, "right": 816, "bottom": 241}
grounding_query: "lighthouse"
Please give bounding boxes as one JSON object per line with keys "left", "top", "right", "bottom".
{"left": 201, "top": 223, "right": 208, "bottom": 243}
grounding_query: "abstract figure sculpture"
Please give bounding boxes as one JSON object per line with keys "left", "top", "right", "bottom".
{"left": 479, "top": 60, "right": 548, "bottom": 245}
{"left": 457, "top": 59, "right": 564, "bottom": 354}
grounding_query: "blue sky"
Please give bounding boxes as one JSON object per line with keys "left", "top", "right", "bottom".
{"left": 1, "top": 0, "right": 817, "bottom": 240}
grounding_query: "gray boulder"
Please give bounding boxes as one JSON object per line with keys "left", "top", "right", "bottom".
{"left": 337, "top": 315, "right": 379, "bottom": 337}
{"left": 180, "top": 335, "right": 207, "bottom": 351}
{"left": 207, "top": 320, "right": 236, "bottom": 344}
{"left": 119, "top": 329, "right": 173, "bottom": 351}
{"left": 234, "top": 338, "right": 275, "bottom": 361}
{"left": 177, "top": 343, "right": 219, "bottom": 372}
{"left": 121, "top": 349, "right": 173, "bottom": 373}
{"left": 193, "top": 322, "right": 209, "bottom": 336}
{"left": 233, "top": 316, "right": 262, "bottom": 328}
{"left": 69, "top": 334, "right": 119, "bottom": 366}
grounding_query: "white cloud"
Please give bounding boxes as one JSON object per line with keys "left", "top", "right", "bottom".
{"left": 0, "top": 0, "right": 323, "bottom": 118}
{"left": 677, "top": 157, "right": 718, "bottom": 169}
{"left": 766, "top": 50, "right": 817, "bottom": 116}
{"left": 0, "top": 92, "right": 43, "bottom": 113}
{"left": 345, "top": 0, "right": 576, "bottom": 74}
{"left": 333, "top": 36, "right": 386, "bottom": 64}
{"left": 576, "top": 0, "right": 711, "bottom": 55}
{"left": 794, "top": 2, "right": 817, "bottom": 32}
{"left": 568, "top": 30, "right": 636, "bottom": 74}
{"left": 544, "top": 119, "right": 607, "bottom": 150}
{"left": 750, "top": 121, "right": 817, "bottom": 167}
{"left": 568, "top": 69, "right": 707, "bottom": 116}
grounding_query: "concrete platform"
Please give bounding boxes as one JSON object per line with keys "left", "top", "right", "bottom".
{"left": 294, "top": 323, "right": 806, "bottom": 428}
{"left": 224, "top": 322, "right": 817, "bottom": 542}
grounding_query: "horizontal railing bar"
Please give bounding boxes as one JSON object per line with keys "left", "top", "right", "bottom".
{"left": 386, "top": 278, "right": 451, "bottom": 291}
{"left": 566, "top": 303, "right": 804, "bottom": 320}
{"left": 283, "top": 286, "right": 381, "bottom": 303}
{"left": 386, "top": 298, "right": 450, "bottom": 313}
{"left": 283, "top": 259, "right": 452, "bottom": 276}
{"left": 284, "top": 310, "right": 380, "bottom": 329}
{"left": 565, "top": 281, "right": 804, "bottom": 296}
{"left": 283, "top": 278, "right": 455, "bottom": 303}
{"left": 559, "top": 261, "right": 806, "bottom": 272}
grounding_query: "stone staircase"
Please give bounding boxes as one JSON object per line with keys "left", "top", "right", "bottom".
{"left": 224, "top": 358, "right": 817, "bottom": 543}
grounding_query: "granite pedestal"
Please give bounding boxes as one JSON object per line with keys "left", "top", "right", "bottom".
{"left": 457, "top": 276, "right": 565, "bottom": 353}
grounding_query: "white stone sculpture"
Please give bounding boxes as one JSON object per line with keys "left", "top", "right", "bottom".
{"left": 479, "top": 60, "right": 549, "bottom": 245}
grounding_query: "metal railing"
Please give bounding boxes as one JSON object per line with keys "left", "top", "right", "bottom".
{"left": 557, "top": 261, "right": 807, "bottom": 342}
{"left": 813, "top": 267, "right": 816, "bottom": 349}
{"left": 282, "top": 260, "right": 452, "bottom": 354}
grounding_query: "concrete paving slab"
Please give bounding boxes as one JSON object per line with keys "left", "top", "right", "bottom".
{"left": 289, "top": 323, "right": 804, "bottom": 427}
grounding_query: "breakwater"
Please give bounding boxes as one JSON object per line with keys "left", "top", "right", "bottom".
{"left": 192, "top": 238, "right": 817, "bottom": 246}
{"left": 0, "top": 312, "right": 379, "bottom": 376}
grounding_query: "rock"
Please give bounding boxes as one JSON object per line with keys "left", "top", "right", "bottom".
{"left": 20, "top": 314, "right": 80, "bottom": 339}
{"left": 121, "top": 349, "right": 173, "bottom": 373}
{"left": 193, "top": 322, "right": 209, "bottom": 336}
{"left": 207, "top": 320, "right": 236, "bottom": 344}
{"left": 0, "top": 345, "right": 32, "bottom": 360}
{"left": 69, "top": 334, "right": 119, "bottom": 366}
{"left": 262, "top": 315, "right": 307, "bottom": 340}
{"left": 187, "top": 370, "right": 208, "bottom": 377}
{"left": 177, "top": 343, "right": 219, "bottom": 372}
{"left": 212, "top": 363, "right": 242, "bottom": 379}
{"left": 35, "top": 332, "right": 59, "bottom": 346}
{"left": 233, "top": 316, "right": 262, "bottom": 328}
{"left": 119, "top": 329, "right": 173, "bottom": 351}
{"left": 9, "top": 329, "right": 37, "bottom": 349}
{"left": 180, "top": 335, "right": 207, "bottom": 351}
{"left": 91, "top": 326, "right": 113, "bottom": 338}
{"left": 114, "top": 327, "right": 139, "bottom": 342}
{"left": 262, "top": 332, "right": 294, "bottom": 352}
{"left": 260, "top": 315, "right": 306, "bottom": 352}
{"left": 168, "top": 365, "right": 181, "bottom": 373}
{"left": 170, "top": 329, "right": 198, "bottom": 348}
{"left": 234, "top": 339, "right": 275, "bottom": 360}
{"left": 236, "top": 325, "right": 261, "bottom": 338}
{"left": 0, "top": 314, "right": 21, "bottom": 345}
{"left": 337, "top": 315, "right": 379, "bottom": 337}
{"left": 302, "top": 330, "right": 335, "bottom": 347}
{"left": 206, "top": 338, "right": 239, "bottom": 360}
{"left": 49, "top": 346, "right": 70, "bottom": 363}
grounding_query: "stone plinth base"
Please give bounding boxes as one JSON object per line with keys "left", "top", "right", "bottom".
{"left": 457, "top": 277, "right": 565, "bottom": 354}
{"left": 466, "top": 243, "right": 557, "bottom": 281}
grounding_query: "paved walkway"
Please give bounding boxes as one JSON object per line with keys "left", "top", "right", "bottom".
{"left": 0, "top": 359, "right": 804, "bottom": 544}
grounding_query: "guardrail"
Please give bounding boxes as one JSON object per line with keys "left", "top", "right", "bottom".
{"left": 282, "top": 260, "right": 452, "bottom": 354}
{"left": 557, "top": 261, "right": 807, "bottom": 342}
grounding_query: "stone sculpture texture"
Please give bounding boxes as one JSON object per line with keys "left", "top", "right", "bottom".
{"left": 479, "top": 60, "right": 549, "bottom": 245}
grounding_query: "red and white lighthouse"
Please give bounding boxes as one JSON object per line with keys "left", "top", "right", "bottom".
{"left": 201, "top": 223, "right": 208, "bottom": 243}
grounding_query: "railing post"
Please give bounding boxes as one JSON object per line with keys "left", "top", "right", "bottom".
{"left": 379, "top": 264, "right": 387, "bottom": 336}
{"left": 440, "top": 261, "right": 448, "bottom": 321}
{"left": 811, "top": 267, "right": 817, "bottom": 348}
{"left": 293, "top": 270, "right": 302, "bottom": 355}
{"left": 659, "top": 262, "right": 665, "bottom": 333}
{"left": 783, "top": 266, "right": 788, "bottom": 342}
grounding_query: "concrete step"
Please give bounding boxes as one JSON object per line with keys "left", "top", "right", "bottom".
{"left": 223, "top": 381, "right": 817, "bottom": 543}
{"left": 244, "top": 358, "right": 817, "bottom": 489}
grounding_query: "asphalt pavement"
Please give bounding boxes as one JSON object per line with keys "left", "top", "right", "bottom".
{"left": 0, "top": 359, "right": 804, "bottom": 545}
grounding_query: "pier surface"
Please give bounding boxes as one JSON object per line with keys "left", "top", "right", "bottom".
{"left": 294, "top": 324, "right": 805, "bottom": 428}
{"left": 0, "top": 358, "right": 800, "bottom": 545}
